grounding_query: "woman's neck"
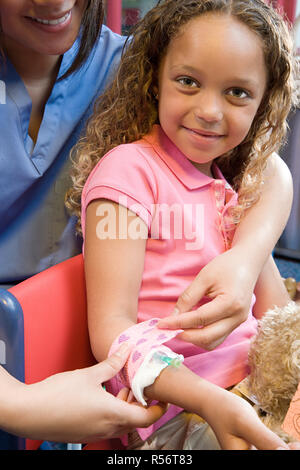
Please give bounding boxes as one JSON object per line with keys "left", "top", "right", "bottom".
{"left": 2, "top": 36, "right": 63, "bottom": 143}
{"left": 2, "top": 35, "right": 62, "bottom": 84}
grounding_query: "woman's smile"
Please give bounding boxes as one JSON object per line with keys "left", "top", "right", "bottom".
{"left": 0, "top": 0, "right": 87, "bottom": 57}
{"left": 25, "top": 9, "right": 73, "bottom": 33}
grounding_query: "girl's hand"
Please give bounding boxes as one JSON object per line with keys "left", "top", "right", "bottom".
{"left": 144, "top": 363, "right": 300, "bottom": 451}
{"left": 157, "top": 247, "right": 256, "bottom": 349}
{"left": 207, "top": 390, "right": 297, "bottom": 450}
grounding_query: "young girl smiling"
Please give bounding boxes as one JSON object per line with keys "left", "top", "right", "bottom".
{"left": 0, "top": 0, "right": 297, "bottom": 448}
{"left": 68, "top": 0, "right": 299, "bottom": 450}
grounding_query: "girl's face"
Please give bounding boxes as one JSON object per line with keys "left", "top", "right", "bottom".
{"left": 157, "top": 14, "right": 268, "bottom": 176}
{"left": 0, "top": 0, "right": 87, "bottom": 56}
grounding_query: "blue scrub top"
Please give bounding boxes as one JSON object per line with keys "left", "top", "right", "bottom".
{"left": 0, "top": 26, "right": 126, "bottom": 287}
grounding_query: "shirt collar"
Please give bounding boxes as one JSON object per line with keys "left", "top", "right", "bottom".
{"left": 57, "top": 35, "right": 81, "bottom": 79}
{"left": 143, "top": 125, "right": 231, "bottom": 190}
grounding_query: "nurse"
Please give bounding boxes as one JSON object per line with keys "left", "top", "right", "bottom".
{"left": 0, "top": 0, "right": 294, "bottom": 442}
{"left": 0, "top": 0, "right": 125, "bottom": 289}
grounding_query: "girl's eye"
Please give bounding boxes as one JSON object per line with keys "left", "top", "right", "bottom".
{"left": 227, "top": 88, "right": 249, "bottom": 99}
{"left": 177, "top": 77, "right": 198, "bottom": 88}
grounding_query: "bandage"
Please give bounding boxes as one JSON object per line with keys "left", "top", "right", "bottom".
{"left": 108, "top": 318, "right": 184, "bottom": 405}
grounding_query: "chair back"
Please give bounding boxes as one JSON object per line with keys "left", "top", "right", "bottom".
{"left": 0, "top": 255, "right": 96, "bottom": 450}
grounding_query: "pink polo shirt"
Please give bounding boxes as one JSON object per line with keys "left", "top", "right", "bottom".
{"left": 82, "top": 125, "right": 257, "bottom": 440}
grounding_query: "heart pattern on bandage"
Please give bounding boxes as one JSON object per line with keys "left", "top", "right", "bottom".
{"left": 108, "top": 318, "right": 183, "bottom": 389}
{"left": 118, "top": 333, "right": 130, "bottom": 343}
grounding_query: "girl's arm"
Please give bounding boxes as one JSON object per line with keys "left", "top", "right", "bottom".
{"left": 157, "top": 154, "right": 293, "bottom": 348}
{"left": 144, "top": 363, "right": 290, "bottom": 450}
{"left": 85, "top": 200, "right": 148, "bottom": 360}
{"left": 84, "top": 199, "right": 294, "bottom": 450}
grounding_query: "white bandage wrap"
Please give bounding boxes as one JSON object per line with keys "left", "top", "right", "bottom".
{"left": 131, "top": 345, "right": 184, "bottom": 406}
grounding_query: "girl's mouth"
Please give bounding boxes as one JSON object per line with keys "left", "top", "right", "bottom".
{"left": 183, "top": 126, "right": 224, "bottom": 139}
{"left": 187, "top": 127, "right": 223, "bottom": 138}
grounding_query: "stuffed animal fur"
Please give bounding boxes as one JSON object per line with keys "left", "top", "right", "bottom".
{"left": 247, "top": 300, "right": 300, "bottom": 442}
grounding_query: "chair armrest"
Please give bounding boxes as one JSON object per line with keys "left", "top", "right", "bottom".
{"left": 0, "top": 289, "right": 26, "bottom": 450}
{"left": 0, "top": 288, "right": 25, "bottom": 381}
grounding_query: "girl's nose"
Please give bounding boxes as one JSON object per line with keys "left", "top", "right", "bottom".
{"left": 194, "top": 90, "right": 223, "bottom": 123}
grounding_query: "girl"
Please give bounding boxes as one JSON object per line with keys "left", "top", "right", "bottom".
{"left": 0, "top": 0, "right": 294, "bottom": 447}
{"left": 0, "top": 0, "right": 288, "bottom": 446}
{"left": 68, "top": 0, "right": 299, "bottom": 450}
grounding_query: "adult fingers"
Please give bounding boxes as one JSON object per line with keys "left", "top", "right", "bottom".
{"left": 173, "top": 274, "right": 209, "bottom": 315}
{"left": 158, "top": 296, "right": 235, "bottom": 330}
{"left": 126, "top": 401, "right": 169, "bottom": 429}
{"left": 177, "top": 316, "right": 237, "bottom": 350}
{"left": 116, "top": 388, "right": 135, "bottom": 403}
{"left": 96, "top": 343, "right": 132, "bottom": 384}
{"left": 116, "top": 387, "right": 130, "bottom": 401}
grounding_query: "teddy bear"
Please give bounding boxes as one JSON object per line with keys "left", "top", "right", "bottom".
{"left": 246, "top": 299, "right": 300, "bottom": 443}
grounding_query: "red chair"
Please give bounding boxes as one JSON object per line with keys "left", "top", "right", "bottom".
{"left": 2, "top": 255, "right": 123, "bottom": 450}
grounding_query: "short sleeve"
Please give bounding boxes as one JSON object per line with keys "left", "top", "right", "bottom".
{"left": 81, "top": 143, "right": 158, "bottom": 236}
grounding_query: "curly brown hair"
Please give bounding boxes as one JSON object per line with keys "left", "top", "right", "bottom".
{"left": 66, "top": 0, "right": 298, "bottom": 233}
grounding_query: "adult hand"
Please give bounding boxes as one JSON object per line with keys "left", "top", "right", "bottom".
{"left": 157, "top": 155, "right": 294, "bottom": 350}
{"left": 1, "top": 343, "right": 167, "bottom": 443}
{"left": 157, "top": 247, "right": 256, "bottom": 350}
